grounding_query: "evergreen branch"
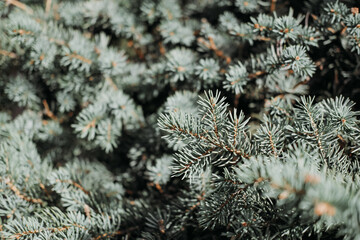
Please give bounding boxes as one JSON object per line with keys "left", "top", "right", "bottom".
{"left": 0, "top": 1, "right": 359, "bottom": 239}
{"left": 9, "top": 224, "right": 85, "bottom": 239}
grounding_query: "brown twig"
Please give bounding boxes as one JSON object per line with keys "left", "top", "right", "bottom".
{"left": 213, "top": 179, "right": 262, "bottom": 214}
{"left": 42, "top": 99, "right": 58, "bottom": 121}
{"left": 4, "top": 177, "right": 43, "bottom": 205}
{"left": 270, "top": 0, "right": 277, "bottom": 12}
{"left": 159, "top": 41, "right": 166, "bottom": 55}
{"left": 168, "top": 124, "right": 250, "bottom": 159}
{"left": 45, "top": 0, "right": 52, "bottom": 14}
{"left": 93, "top": 226, "right": 139, "bottom": 240}
{"left": 5, "top": 0, "right": 33, "bottom": 14}
{"left": 55, "top": 179, "right": 90, "bottom": 195}
{"left": 178, "top": 147, "right": 216, "bottom": 172}
{"left": 185, "top": 192, "right": 205, "bottom": 212}
{"left": 81, "top": 118, "right": 96, "bottom": 133}
{"left": 65, "top": 53, "right": 92, "bottom": 64}
{"left": 268, "top": 130, "right": 278, "bottom": 158}
{"left": 105, "top": 77, "right": 118, "bottom": 90}
{"left": 0, "top": 49, "right": 17, "bottom": 58}
{"left": 197, "top": 37, "right": 231, "bottom": 64}
{"left": 10, "top": 223, "right": 87, "bottom": 239}
{"left": 127, "top": 40, "right": 145, "bottom": 60}
{"left": 229, "top": 70, "right": 267, "bottom": 86}
{"left": 304, "top": 106, "right": 326, "bottom": 163}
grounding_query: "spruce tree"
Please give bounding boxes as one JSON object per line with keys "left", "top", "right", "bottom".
{"left": 0, "top": 0, "right": 359, "bottom": 239}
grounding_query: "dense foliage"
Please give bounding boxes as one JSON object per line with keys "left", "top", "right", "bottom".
{"left": 0, "top": 0, "right": 360, "bottom": 239}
